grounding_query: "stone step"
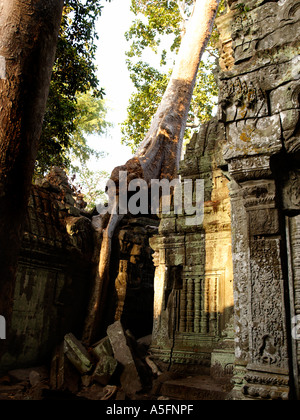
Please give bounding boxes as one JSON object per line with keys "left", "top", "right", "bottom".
{"left": 159, "top": 375, "right": 228, "bottom": 400}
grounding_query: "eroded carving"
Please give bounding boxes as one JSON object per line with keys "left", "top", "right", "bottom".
{"left": 282, "top": 169, "right": 300, "bottom": 211}
{"left": 216, "top": 0, "right": 300, "bottom": 399}
{"left": 250, "top": 238, "right": 289, "bottom": 370}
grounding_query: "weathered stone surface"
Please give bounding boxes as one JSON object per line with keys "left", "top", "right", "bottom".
{"left": 107, "top": 321, "right": 135, "bottom": 367}
{"left": 282, "top": 169, "right": 300, "bottom": 211}
{"left": 137, "top": 334, "right": 152, "bottom": 348}
{"left": 63, "top": 334, "right": 93, "bottom": 375}
{"left": 150, "top": 118, "right": 234, "bottom": 370}
{"left": 92, "top": 356, "right": 118, "bottom": 386}
{"left": 0, "top": 167, "right": 94, "bottom": 374}
{"left": 216, "top": 0, "right": 300, "bottom": 400}
{"left": 98, "top": 217, "right": 158, "bottom": 340}
{"left": 9, "top": 366, "right": 48, "bottom": 384}
{"left": 91, "top": 336, "right": 114, "bottom": 360}
{"left": 1, "top": 0, "right": 299, "bottom": 403}
{"left": 160, "top": 375, "right": 228, "bottom": 401}
{"left": 107, "top": 321, "right": 142, "bottom": 395}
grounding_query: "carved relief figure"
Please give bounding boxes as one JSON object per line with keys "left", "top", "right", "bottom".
{"left": 259, "top": 335, "right": 279, "bottom": 366}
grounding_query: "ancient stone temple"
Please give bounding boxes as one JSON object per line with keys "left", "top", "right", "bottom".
{"left": 149, "top": 0, "right": 300, "bottom": 400}
{"left": 0, "top": 0, "right": 299, "bottom": 402}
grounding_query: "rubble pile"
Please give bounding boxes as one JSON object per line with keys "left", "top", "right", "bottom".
{"left": 0, "top": 321, "right": 163, "bottom": 400}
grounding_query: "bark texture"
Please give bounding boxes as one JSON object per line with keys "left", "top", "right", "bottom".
{"left": 83, "top": 0, "right": 220, "bottom": 345}
{"left": 0, "top": 0, "right": 64, "bottom": 343}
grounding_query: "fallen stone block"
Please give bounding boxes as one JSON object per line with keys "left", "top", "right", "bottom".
{"left": 137, "top": 334, "right": 152, "bottom": 348}
{"left": 107, "top": 321, "right": 137, "bottom": 366}
{"left": 92, "top": 355, "right": 119, "bottom": 386}
{"left": 81, "top": 374, "right": 93, "bottom": 387}
{"left": 145, "top": 356, "right": 162, "bottom": 377}
{"left": 107, "top": 320, "right": 143, "bottom": 395}
{"left": 64, "top": 333, "right": 93, "bottom": 375}
{"left": 120, "top": 362, "right": 143, "bottom": 396}
{"left": 160, "top": 375, "right": 228, "bottom": 400}
{"left": 91, "top": 336, "right": 114, "bottom": 360}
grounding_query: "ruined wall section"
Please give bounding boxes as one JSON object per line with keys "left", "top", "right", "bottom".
{"left": 0, "top": 168, "right": 95, "bottom": 373}
{"left": 150, "top": 118, "right": 234, "bottom": 373}
{"left": 216, "top": 0, "right": 300, "bottom": 400}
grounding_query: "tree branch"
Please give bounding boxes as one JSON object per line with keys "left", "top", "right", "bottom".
{"left": 186, "top": 122, "right": 200, "bottom": 128}
{"left": 177, "top": 0, "right": 187, "bottom": 36}
{"left": 206, "top": 47, "right": 219, "bottom": 60}
{"left": 177, "top": 0, "right": 187, "bottom": 22}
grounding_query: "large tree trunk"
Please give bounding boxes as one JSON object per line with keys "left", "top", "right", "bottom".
{"left": 82, "top": 0, "right": 220, "bottom": 345}
{"left": 0, "top": 0, "right": 64, "bottom": 350}
{"left": 135, "top": 0, "right": 220, "bottom": 181}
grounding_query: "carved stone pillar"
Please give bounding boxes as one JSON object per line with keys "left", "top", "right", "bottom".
{"left": 287, "top": 215, "right": 300, "bottom": 399}
{"left": 228, "top": 158, "right": 291, "bottom": 400}
{"left": 284, "top": 168, "right": 300, "bottom": 398}
{"left": 216, "top": 0, "right": 300, "bottom": 399}
{"left": 227, "top": 178, "right": 249, "bottom": 397}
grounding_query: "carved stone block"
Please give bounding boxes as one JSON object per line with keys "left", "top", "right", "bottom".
{"left": 249, "top": 238, "right": 289, "bottom": 371}
{"left": 248, "top": 208, "right": 280, "bottom": 236}
{"left": 224, "top": 115, "right": 282, "bottom": 161}
{"left": 282, "top": 169, "right": 300, "bottom": 211}
{"left": 228, "top": 155, "right": 271, "bottom": 182}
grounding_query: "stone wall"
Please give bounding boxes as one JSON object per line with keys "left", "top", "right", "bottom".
{"left": 216, "top": 0, "right": 300, "bottom": 399}
{"left": 149, "top": 118, "right": 234, "bottom": 373}
{"left": 0, "top": 168, "right": 95, "bottom": 374}
{"left": 0, "top": 167, "right": 160, "bottom": 376}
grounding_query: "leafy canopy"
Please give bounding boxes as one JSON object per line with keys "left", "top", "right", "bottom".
{"left": 35, "top": 0, "right": 111, "bottom": 176}
{"left": 71, "top": 164, "right": 109, "bottom": 211}
{"left": 121, "top": 0, "right": 224, "bottom": 153}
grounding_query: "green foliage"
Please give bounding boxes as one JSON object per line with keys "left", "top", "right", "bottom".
{"left": 121, "top": 63, "right": 170, "bottom": 150}
{"left": 71, "top": 164, "right": 109, "bottom": 211}
{"left": 125, "top": 1, "right": 183, "bottom": 58}
{"left": 121, "top": 0, "right": 224, "bottom": 153}
{"left": 35, "top": 0, "right": 111, "bottom": 176}
{"left": 70, "top": 91, "right": 111, "bottom": 164}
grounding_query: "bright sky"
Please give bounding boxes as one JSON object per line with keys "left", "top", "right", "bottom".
{"left": 87, "top": 0, "right": 135, "bottom": 175}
